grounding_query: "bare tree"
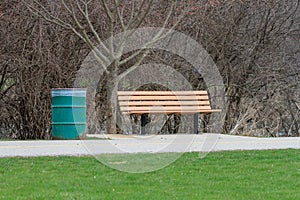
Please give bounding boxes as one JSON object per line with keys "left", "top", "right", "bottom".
{"left": 180, "top": 0, "right": 300, "bottom": 136}
{"left": 149, "top": 0, "right": 300, "bottom": 136}
{"left": 24, "top": 0, "right": 187, "bottom": 134}
{"left": 2, "top": 0, "right": 299, "bottom": 138}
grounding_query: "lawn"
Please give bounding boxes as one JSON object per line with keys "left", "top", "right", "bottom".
{"left": 0, "top": 150, "right": 299, "bottom": 200}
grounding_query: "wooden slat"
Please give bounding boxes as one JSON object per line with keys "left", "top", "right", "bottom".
{"left": 117, "top": 90, "right": 221, "bottom": 115}
{"left": 122, "top": 109, "right": 221, "bottom": 115}
{"left": 120, "top": 106, "right": 212, "bottom": 112}
{"left": 119, "top": 100, "right": 210, "bottom": 106}
{"left": 118, "top": 95, "right": 209, "bottom": 101}
{"left": 117, "top": 91, "right": 208, "bottom": 96}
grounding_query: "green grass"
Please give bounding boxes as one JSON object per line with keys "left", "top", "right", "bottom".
{"left": 0, "top": 150, "right": 299, "bottom": 200}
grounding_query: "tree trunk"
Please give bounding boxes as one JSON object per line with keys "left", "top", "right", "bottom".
{"left": 105, "top": 65, "right": 118, "bottom": 134}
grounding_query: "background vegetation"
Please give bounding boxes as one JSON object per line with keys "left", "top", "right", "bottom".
{"left": 0, "top": 0, "right": 300, "bottom": 139}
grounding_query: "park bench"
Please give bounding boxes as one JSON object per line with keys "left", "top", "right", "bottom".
{"left": 117, "top": 91, "right": 221, "bottom": 134}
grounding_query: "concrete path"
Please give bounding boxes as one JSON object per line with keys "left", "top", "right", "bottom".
{"left": 0, "top": 134, "right": 299, "bottom": 157}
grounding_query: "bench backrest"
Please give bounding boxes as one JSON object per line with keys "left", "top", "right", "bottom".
{"left": 117, "top": 91, "right": 217, "bottom": 114}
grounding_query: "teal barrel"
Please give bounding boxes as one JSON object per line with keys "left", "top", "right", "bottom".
{"left": 51, "top": 88, "right": 86, "bottom": 140}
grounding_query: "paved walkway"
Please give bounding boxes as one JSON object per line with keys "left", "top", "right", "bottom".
{"left": 0, "top": 134, "right": 299, "bottom": 157}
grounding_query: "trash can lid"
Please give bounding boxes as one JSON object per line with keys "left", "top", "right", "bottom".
{"left": 51, "top": 88, "right": 86, "bottom": 97}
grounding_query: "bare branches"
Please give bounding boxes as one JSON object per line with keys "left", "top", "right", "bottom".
{"left": 118, "top": 1, "right": 187, "bottom": 66}
{"left": 3, "top": 0, "right": 298, "bottom": 137}
{"left": 0, "top": 3, "right": 89, "bottom": 139}
{"left": 23, "top": 0, "right": 186, "bottom": 134}
{"left": 24, "top": 0, "right": 187, "bottom": 74}
{"left": 24, "top": 0, "right": 114, "bottom": 72}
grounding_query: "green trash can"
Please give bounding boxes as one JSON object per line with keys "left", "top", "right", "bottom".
{"left": 51, "top": 88, "right": 86, "bottom": 139}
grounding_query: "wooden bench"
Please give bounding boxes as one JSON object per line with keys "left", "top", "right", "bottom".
{"left": 117, "top": 91, "right": 221, "bottom": 134}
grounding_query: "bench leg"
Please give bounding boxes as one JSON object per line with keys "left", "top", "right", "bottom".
{"left": 194, "top": 113, "right": 199, "bottom": 134}
{"left": 141, "top": 114, "right": 146, "bottom": 135}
